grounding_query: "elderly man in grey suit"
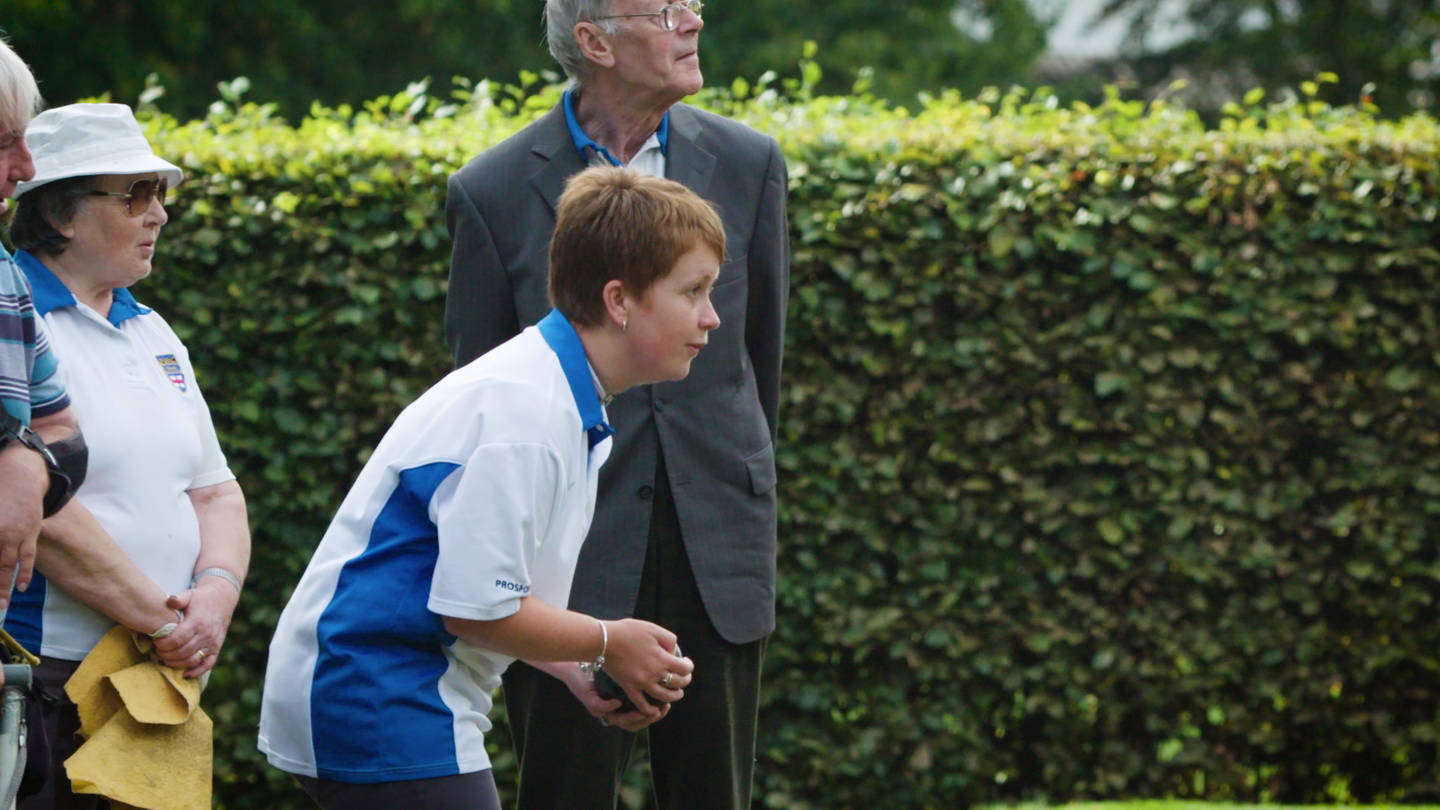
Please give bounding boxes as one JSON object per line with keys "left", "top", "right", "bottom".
{"left": 444, "top": 1, "right": 788, "bottom": 807}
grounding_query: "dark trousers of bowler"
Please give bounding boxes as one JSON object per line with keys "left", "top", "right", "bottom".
{"left": 19, "top": 657, "right": 106, "bottom": 810}
{"left": 503, "top": 454, "right": 765, "bottom": 810}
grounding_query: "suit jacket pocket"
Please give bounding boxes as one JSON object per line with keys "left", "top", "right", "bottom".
{"left": 744, "top": 443, "right": 777, "bottom": 495}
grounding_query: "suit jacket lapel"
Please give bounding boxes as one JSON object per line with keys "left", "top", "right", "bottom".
{"left": 664, "top": 104, "right": 716, "bottom": 198}
{"left": 528, "top": 104, "right": 586, "bottom": 215}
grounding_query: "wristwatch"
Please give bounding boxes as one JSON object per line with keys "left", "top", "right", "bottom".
{"left": 0, "top": 412, "right": 56, "bottom": 466}
{"left": 2, "top": 411, "right": 72, "bottom": 516}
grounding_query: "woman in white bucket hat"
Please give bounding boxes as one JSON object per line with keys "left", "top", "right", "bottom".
{"left": 4, "top": 102, "right": 250, "bottom": 809}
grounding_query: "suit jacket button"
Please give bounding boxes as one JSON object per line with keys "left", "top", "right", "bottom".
{"left": 637, "top": 485, "right": 654, "bottom": 500}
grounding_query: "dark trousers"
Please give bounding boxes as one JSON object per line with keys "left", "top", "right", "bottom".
{"left": 295, "top": 770, "right": 500, "bottom": 810}
{"left": 19, "top": 657, "right": 106, "bottom": 810}
{"left": 503, "top": 461, "right": 765, "bottom": 810}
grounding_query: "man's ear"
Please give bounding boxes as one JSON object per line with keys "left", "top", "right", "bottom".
{"left": 574, "top": 22, "right": 618, "bottom": 70}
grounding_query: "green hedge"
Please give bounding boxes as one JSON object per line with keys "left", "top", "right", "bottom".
{"left": 758, "top": 82, "right": 1440, "bottom": 808}
{"left": 16, "top": 74, "right": 1439, "bottom": 808}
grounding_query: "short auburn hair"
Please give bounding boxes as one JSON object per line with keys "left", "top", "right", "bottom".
{"left": 549, "top": 166, "right": 725, "bottom": 327}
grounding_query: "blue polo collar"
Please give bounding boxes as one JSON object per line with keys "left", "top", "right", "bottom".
{"left": 15, "top": 250, "right": 150, "bottom": 326}
{"left": 562, "top": 89, "right": 669, "bottom": 167}
{"left": 537, "top": 308, "right": 614, "bottom": 450}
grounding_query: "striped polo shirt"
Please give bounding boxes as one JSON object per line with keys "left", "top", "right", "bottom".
{"left": 0, "top": 246, "right": 67, "bottom": 423}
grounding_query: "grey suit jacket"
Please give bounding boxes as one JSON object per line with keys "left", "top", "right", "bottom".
{"left": 444, "top": 101, "right": 789, "bottom": 644}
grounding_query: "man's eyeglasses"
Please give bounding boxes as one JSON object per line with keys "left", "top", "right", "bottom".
{"left": 89, "top": 178, "right": 168, "bottom": 217}
{"left": 0, "top": 130, "right": 23, "bottom": 151}
{"left": 594, "top": 0, "right": 703, "bottom": 32}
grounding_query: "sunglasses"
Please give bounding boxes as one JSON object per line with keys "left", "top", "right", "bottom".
{"left": 88, "top": 177, "right": 168, "bottom": 216}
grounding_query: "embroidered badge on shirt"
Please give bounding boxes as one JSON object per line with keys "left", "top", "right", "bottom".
{"left": 155, "top": 353, "right": 187, "bottom": 392}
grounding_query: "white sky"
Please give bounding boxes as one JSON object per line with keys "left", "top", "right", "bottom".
{"left": 1037, "top": 0, "right": 1199, "bottom": 57}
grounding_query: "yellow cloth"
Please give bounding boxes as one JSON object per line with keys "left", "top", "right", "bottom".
{"left": 63, "top": 625, "right": 212, "bottom": 810}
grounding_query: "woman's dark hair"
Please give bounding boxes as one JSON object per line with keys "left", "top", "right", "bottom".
{"left": 9, "top": 175, "right": 97, "bottom": 255}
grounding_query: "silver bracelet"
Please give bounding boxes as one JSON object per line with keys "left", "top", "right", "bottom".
{"left": 192, "top": 567, "right": 243, "bottom": 594}
{"left": 578, "top": 620, "right": 608, "bottom": 676}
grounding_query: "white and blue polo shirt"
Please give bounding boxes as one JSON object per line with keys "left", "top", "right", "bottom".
{"left": 258, "top": 310, "right": 613, "bottom": 783}
{"left": 5, "top": 251, "right": 234, "bottom": 659}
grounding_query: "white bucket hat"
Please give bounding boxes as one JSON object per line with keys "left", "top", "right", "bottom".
{"left": 13, "top": 102, "right": 183, "bottom": 197}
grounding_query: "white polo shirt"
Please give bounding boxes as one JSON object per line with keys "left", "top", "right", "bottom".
{"left": 4, "top": 251, "right": 234, "bottom": 659}
{"left": 258, "top": 310, "right": 613, "bottom": 783}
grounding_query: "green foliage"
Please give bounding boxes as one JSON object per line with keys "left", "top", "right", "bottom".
{"left": 20, "top": 76, "right": 1438, "bottom": 807}
{"left": 0, "top": 1, "right": 1050, "bottom": 119}
{"left": 698, "top": 0, "right": 1049, "bottom": 104}
{"left": 1088, "top": 0, "right": 1440, "bottom": 114}
{"left": 759, "top": 82, "right": 1440, "bottom": 808}
{"left": 1021, "top": 804, "right": 1440, "bottom": 810}
{"left": 1, "top": 0, "right": 554, "bottom": 122}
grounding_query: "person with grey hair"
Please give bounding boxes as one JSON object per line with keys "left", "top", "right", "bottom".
{"left": 445, "top": 2, "right": 789, "bottom": 807}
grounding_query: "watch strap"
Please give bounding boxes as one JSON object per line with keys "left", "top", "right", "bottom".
{"left": 0, "top": 411, "right": 23, "bottom": 452}
{"left": 1, "top": 414, "right": 75, "bottom": 517}
{"left": 192, "top": 567, "right": 243, "bottom": 594}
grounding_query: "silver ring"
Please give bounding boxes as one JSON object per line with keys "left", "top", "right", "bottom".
{"left": 661, "top": 671, "right": 674, "bottom": 688}
{"left": 599, "top": 715, "right": 609, "bottom": 727}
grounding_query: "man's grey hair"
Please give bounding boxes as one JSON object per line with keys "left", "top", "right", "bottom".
{"left": 545, "top": 0, "right": 620, "bottom": 83}
{"left": 0, "top": 36, "right": 41, "bottom": 131}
